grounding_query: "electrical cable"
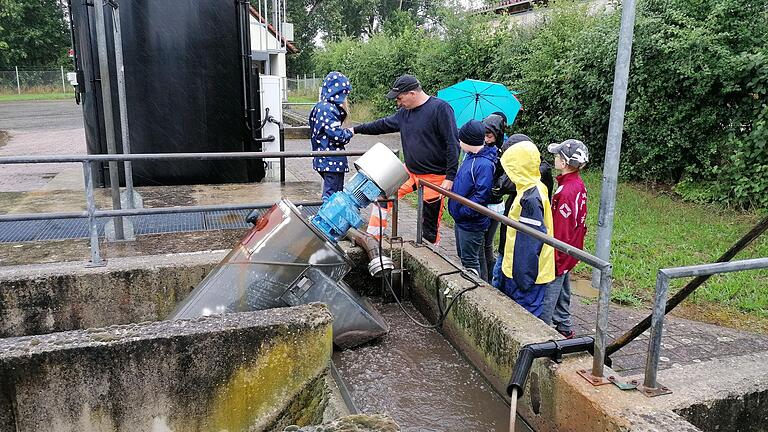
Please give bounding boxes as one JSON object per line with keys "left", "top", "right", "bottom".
{"left": 375, "top": 203, "right": 479, "bottom": 329}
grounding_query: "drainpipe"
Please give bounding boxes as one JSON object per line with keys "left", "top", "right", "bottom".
{"left": 346, "top": 228, "right": 394, "bottom": 277}
{"left": 507, "top": 336, "right": 595, "bottom": 398}
{"left": 505, "top": 336, "right": 594, "bottom": 431}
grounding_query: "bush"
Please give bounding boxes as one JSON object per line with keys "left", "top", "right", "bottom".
{"left": 314, "top": 0, "right": 768, "bottom": 208}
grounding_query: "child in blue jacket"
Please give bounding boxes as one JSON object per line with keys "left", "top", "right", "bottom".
{"left": 310, "top": 72, "right": 353, "bottom": 200}
{"left": 448, "top": 120, "right": 497, "bottom": 277}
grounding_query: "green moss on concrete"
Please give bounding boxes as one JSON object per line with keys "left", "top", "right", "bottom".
{"left": 267, "top": 375, "right": 328, "bottom": 431}
{"left": 209, "top": 326, "right": 333, "bottom": 431}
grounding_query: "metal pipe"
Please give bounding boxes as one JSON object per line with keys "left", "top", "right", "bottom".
{"left": 419, "top": 180, "right": 610, "bottom": 270}
{"left": 592, "top": 0, "right": 637, "bottom": 287}
{"left": 279, "top": 124, "right": 286, "bottom": 183}
{"left": 391, "top": 198, "right": 399, "bottom": 238}
{"left": 592, "top": 266, "right": 613, "bottom": 377}
{"left": 92, "top": 0, "right": 124, "bottom": 239}
{"left": 507, "top": 336, "right": 595, "bottom": 398}
{"left": 661, "top": 258, "right": 768, "bottom": 279}
{"left": 82, "top": 161, "right": 104, "bottom": 266}
{"left": 346, "top": 228, "right": 394, "bottom": 277}
{"left": 108, "top": 1, "right": 135, "bottom": 210}
{"left": 0, "top": 149, "right": 385, "bottom": 164}
{"left": 0, "top": 201, "right": 324, "bottom": 222}
{"left": 0, "top": 212, "right": 89, "bottom": 222}
{"left": 643, "top": 258, "right": 768, "bottom": 389}
{"left": 607, "top": 215, "right": 768, "bottom": 356}
{"left": 416, "top": 185, "right": 424, "bottom": 244}
{"left": 643, "top": 271, "right": 669, "bottom": 389}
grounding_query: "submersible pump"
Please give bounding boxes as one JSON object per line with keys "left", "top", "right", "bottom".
{"left": 171, "top": 143, "right": 409, "bottom": 348}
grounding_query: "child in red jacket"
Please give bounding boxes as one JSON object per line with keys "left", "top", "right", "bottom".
{"left": 540, "top": 139, "right": 589, "bottom": 338}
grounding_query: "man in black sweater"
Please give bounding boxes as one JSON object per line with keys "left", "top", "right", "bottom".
{"left": 349, "top": 75, "right": 459, "bottom": 244}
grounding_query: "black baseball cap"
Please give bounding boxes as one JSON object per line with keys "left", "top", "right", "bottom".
{"left": 386, "top": 74, "right": 421, "bottom": 99}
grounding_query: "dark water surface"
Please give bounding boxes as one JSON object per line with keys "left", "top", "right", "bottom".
{"left": 333, "top": 301, "right": 534, "bottom": 432}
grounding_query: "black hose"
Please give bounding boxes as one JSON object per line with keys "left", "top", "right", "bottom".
{"left": 507, "top": 336, "right": 594, "bottom": 398}
{"left": 376, "top": 204, "right": 479, "bottom": 329}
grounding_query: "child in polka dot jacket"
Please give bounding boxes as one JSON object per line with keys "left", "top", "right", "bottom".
{"left": 309, "top": 71, "right": 354, "bottom": 200}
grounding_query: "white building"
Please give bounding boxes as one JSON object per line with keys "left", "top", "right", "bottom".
{"left": 249, "top": 4, "right": 297, "bottom": 98}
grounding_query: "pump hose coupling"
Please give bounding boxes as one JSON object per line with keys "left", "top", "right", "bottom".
{"left": 507, "top": 336, "right": 594, "bottom": 398}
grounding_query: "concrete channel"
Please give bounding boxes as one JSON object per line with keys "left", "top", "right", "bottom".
{"left": 0, "top": 237, "right": 765, "bottom": 431}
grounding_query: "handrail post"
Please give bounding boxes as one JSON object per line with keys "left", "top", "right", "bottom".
{"left": 416, "top": 182, "right": 424, "bottom": 244}
{"left": 82, "top": 161, "right": 105, "bottom": 267}
{"left": 643, "top": 270, "right": 669, "bottom": 390}
{"left": 391, "top": 197, "right": 399, "bottom": 238}
{"left": 591, "top": 265, "right": 613, "bottom": 380}
{"left": 279, "top": 123, "right": 286, "bottom": 183}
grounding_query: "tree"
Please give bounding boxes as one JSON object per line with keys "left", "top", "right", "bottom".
{"left": 282, "top": 0, "right": 450, "bottom": 75}
{"left": 0, "top": 0, "right": 69, "bottom": 69}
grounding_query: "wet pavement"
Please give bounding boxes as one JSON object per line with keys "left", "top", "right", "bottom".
{"left": 0, "top": 99, "right": 85, "bottom": 192}
{"left": 334, "top": 301, "right": 531, "bottom": 432}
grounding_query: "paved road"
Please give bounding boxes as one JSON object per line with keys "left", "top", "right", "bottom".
{"left": 0, "top": 100, "right": 87, "bottom": 192}
{"left": 0, "top": 99, "right": 83, "bottom": 132}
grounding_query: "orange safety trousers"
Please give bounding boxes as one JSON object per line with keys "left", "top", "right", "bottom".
{"left": 367, "top": 170, "right": 446, "bottom": 244}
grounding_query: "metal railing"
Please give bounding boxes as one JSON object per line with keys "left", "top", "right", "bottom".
{"left": 640, "top": 257, "right": 768, "bottom": 396}
{"left": 0, "top": 149, "right": 397, "bottom": 267}
{"left": 415, "top": 180, "right": 614, "bottom": 381}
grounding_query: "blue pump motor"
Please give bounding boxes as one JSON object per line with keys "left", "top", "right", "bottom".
{"left": 311, "top": 172, "right": 384, "bottom": 242}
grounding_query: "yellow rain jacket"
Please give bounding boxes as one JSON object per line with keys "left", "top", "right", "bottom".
{"left": 499, "top": 141, "right": 555, "bottom": 316}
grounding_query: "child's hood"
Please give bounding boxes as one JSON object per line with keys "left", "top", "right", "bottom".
{"left": 321, "top": 72, "right": 351, "bottom": 105}
{"left": 500, "top": 141, "right": 541, "bottom": 191}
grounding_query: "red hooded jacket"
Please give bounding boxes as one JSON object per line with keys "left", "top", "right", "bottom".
{"left": 551, "top": 172, "right": 588, "bottom": 276}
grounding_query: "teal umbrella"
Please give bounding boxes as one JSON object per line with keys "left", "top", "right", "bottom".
{"left": 437, "top": 79, "right": 521, "bottom": 127}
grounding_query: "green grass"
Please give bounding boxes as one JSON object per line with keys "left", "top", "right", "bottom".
{"left": 0, "top": 92, "right": 73, "bottom": 102}
{"left": 573, "top": 170, "right": 768, "bottom": 316}
{"left": 286, "top": 94, "right": 316, "bottom": 104}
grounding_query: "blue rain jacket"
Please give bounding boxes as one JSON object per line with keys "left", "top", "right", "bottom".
{"left": 310, "top": 72, "right": 353, "bottom": 173}
{"left": 448, "top": 145, "right": 497, "bottom": 232}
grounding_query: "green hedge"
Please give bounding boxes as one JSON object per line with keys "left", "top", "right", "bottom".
{"left": 314, "top": 0, "right": 768, "bottom": 208}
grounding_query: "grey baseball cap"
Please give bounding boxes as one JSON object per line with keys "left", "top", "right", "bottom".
{"left": 547, "top": 139, "right": 589, "bottom": 169}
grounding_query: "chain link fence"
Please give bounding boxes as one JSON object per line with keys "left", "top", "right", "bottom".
{"left": 0, "top": 68, "right": 74, "bottom": 95}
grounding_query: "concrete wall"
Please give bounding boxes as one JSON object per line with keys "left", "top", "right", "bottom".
{"left": 0, "top": 304, "right": 333, "bottom": 432}
{"left": 658, "top": 351, "right": 768, "bottom": 432}
{"left": 0, "top": 245, "right": 369, "bottom": 338}
{"left": 401, "top": 243, "right": 702, "bottom": 432}
{"left": 0, "top": 252, "right": 222, "bottom": 338}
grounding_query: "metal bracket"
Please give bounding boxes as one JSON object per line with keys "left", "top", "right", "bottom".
{"left": 281, "top": 274, "right": 314, "bottom": 304}
{"left": 632, "top": 380, "right": 673, "bottom": 397}
{"left": 85, "top": 259, "right": 107, "bottom": 268}
{"left": 603, "top": 367, "right": 637, "bottom": 390}
{"left": 577, "top": 369, "right": 612, "bottom": 386}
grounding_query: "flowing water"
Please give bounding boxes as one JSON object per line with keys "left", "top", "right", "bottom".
{"left": 333, "top": 301, "right": 534, "bottom": 432}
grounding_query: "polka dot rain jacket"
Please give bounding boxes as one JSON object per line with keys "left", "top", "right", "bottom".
{"left": 310, "top": 72, "right": 353, "bottom": 173}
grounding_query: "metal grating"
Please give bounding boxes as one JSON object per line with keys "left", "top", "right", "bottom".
{"left": 0, "top": 220, "right": 46, "bottom": 242}
{"left": 204, "top": 210, "right": 253, "bottom": 231}
{"left": 131, "top": 212, "right": 205, "bottom": 235}
{"left": 0, "top": 205, "right": 324, "bottom": 243}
